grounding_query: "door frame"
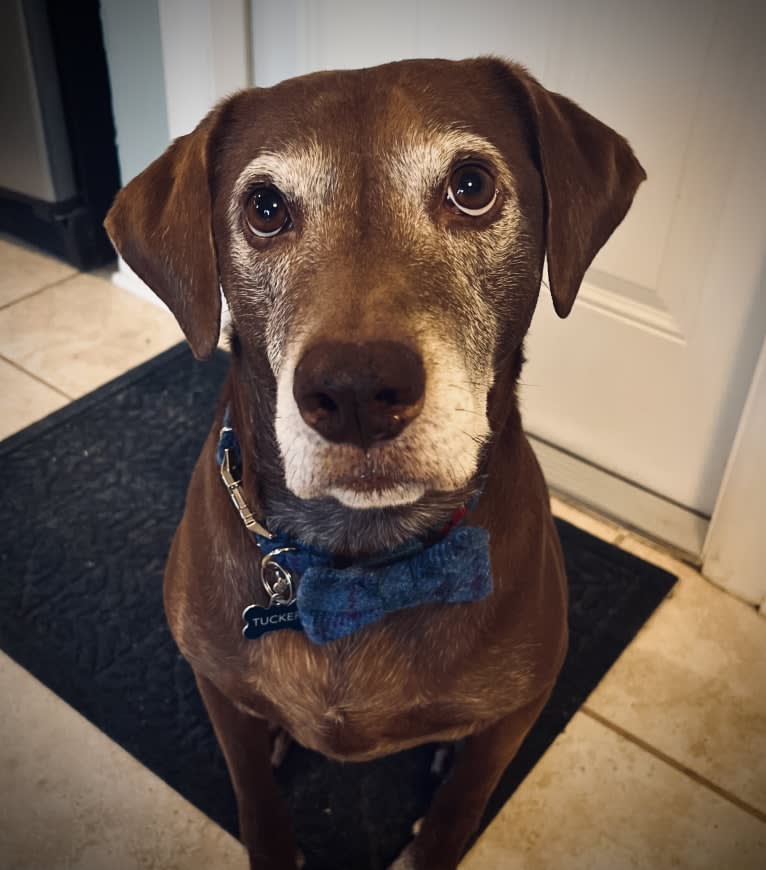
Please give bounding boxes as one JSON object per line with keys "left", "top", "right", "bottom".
{"left": 701, "top": 335, "right": 766, "bottom": 611}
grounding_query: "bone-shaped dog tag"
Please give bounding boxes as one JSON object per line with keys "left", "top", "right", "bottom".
{"left": 242, "top": 601, "right": 302, "bottom": 639}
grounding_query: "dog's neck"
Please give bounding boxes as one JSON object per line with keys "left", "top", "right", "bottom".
{"left": 223, "top": 335, "right": 522, "bottom": 559}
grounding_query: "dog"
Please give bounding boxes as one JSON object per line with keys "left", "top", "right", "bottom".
{"left": 104, "top": 57, "right": 645, "bottom": 869}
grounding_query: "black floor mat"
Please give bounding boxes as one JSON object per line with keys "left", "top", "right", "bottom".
{"left": 0, "top": 344, "right": 676, "bottom": 869}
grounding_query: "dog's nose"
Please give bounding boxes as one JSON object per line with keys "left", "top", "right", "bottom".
{"left": 293, "top": 341, "right": 426, "bottom": 449}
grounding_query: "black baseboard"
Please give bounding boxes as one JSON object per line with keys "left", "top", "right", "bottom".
{"left": 0, "top": 187, "right": 115, "bottom": 271}
{"left": 1, "top": 0, "right": 120, "bottom": 270}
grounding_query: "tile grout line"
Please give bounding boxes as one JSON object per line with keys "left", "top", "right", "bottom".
{"left": 581, "top": 706, "right": 766, "bottom": 825}
{"left": 549, "top": 516, "right": 621, "bottom": 545}
{"left": 0, "top": 271, "right": 81, "bottom": 312}
{"left": 0, "top": 354, "right": 74, "bottom": 401}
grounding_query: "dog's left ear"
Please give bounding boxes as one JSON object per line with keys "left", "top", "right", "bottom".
{"left": 104, "top": 107, "right": 223, "bottom": 360}
{"left": 499, "top": 62, "right": 647, "bottom": 318}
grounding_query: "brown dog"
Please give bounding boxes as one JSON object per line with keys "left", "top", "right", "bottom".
{"left": 105, "top": 57, "right": 644, "bottom": 869}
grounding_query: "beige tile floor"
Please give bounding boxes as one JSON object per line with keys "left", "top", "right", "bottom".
{"left": 0, "top": 238, "right": 764, "bottom": 869}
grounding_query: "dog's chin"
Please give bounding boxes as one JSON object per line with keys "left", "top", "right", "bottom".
{"left": 326, "top": 481, "right": 427, "bottom": 510}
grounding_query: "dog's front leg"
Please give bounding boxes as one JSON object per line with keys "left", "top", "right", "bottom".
{"left": 390, "top": 692, "right": 551, "bottom": 870}
{"left": 195, "top": 673, "right": 301, "bottom": 869}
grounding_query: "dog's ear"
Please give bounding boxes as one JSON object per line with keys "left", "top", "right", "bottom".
{"left": 104, "top": 108, "right": 223, "bottom": 360}
{"left": 506, "top": 64, "right": 646, "bottom": 318}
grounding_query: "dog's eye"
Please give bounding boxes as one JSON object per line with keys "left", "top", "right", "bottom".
{"left": 446, "top": 165, "right": 497, "bottom": 216}
{"left": 244, "top": 186, "right": 290, "bottom": 237}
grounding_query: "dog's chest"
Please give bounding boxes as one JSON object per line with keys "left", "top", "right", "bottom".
{"left": 227, "top": 611, "right": 500, "bottom": 760}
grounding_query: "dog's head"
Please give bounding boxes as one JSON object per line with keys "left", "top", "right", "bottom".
{"left": 105, "top": 58, "right": 644, "bottom": 513}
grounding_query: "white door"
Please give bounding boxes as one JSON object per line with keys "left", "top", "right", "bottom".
{"left": 250, "top": 0, "right": 766, "bottom": 527}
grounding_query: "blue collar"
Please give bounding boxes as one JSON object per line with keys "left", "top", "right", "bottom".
{"left": 216, "top": 408, "right": 492, "bottom": 644}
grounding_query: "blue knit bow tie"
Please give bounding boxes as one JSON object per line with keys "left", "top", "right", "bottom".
{"left": 217, "top": 411, "right": 492, "bottom": 644}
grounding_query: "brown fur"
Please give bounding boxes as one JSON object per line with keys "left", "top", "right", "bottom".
{"left": 105, "top": 58, "right": 645, "bottom": 868}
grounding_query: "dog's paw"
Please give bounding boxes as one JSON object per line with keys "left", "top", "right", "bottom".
{"left": 387, "top": 819, "right": 424, "bottom": 868}
{"left": 387, "top": 841, "right": 417, "bottom": 870}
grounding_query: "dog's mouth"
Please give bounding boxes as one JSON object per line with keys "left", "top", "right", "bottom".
{"left": 323, "top": 463, "right": 427, "bottom": 508}
{"left": 326, "top": 477, "right": 427, "bottom": 509}
{"left": 331, "top": 470, "right": 418, "bottom": 490}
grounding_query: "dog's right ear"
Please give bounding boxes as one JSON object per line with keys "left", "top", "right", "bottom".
{"left": 104, "top": 108, "right": 222, "bottom": 360}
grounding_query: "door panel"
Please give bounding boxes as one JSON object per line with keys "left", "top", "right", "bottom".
{"left": 522, "top": 0, "right": 766, "bottom": 512}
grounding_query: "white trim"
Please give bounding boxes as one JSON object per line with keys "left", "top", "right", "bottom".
{"left": 110, "top": 259, "right": 165, "bottom": 308}
{"left": 108, "top": 3, "right": 249, "bottom": 323}
{"left": 529, "top": 435, "right": 708, "bottom": 560}
{"left": 703, "top": 336, "right": 766, "bottom": 610}
{"left": 158, "top": 0, "right": 249, "bottom": 138}
{"left": 578, "top": 279, "right": 685, "bottom": 345}
{"left": 209, "top": 0, "right": 251, "bottom": 96}
{"left": 112, "top": 258, "right": 231, "bottom": 336}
